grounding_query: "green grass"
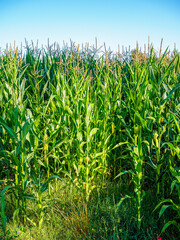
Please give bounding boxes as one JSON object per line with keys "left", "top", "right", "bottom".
{"left": 3, "top": 180, "right": 179, "bottom": 240}
{"left": 0, "top": 40, "right": 180, "bottom": 239}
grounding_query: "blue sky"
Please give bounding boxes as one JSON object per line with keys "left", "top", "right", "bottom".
{"left": 0, "top": 0, "right": 180, "bottom": 53}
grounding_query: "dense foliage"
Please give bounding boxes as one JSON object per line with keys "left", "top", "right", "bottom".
{"left": 0, "top": 41, "right": 180, "bottom": 239}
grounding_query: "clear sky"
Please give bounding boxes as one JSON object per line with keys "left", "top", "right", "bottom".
{"left": 0, "top": 0, "right": 180, "bottom": 53}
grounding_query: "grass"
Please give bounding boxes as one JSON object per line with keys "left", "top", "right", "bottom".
{"left": 3, "top": 180, "right": 179, "bottom": 240}
{"left": 0, "top": 39, "right": 180, "bottom": 239}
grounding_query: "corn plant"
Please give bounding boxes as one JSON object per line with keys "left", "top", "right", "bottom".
{"left": 0, "top": 41, "right": 179, "bottom": 237}
{"left": 155, "top": 143, "right": 180, "bottom": 233}
{"left": 115, "top": 126, "right": 146, "bottom": 230}
{"left": 0, "top": 193, "right": 7, "bottom": 239}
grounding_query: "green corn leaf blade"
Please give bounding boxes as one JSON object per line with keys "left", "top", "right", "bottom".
{"left": 175, "top": 54, "right": 179, "bottom": 73}
{"left": 0, "top": 194, "right": 5, "bottom": 216}
{"left": 171, "top": 113, "right": 180, "bottom": 133}
{"left": 60, "top": 170, "right": 72, "bottom": 180}
{"left": 22, "top": 120, "right": 33, "bottom": 144}
{"left": 77, "top": 131, "right": 83, "bottom": 142}
{"left": 112, "top": 141, "right": 128, "bottom": 150}
{"left": 164, "top": 142, "right": 176, "bottom": 151}
{"left": 21, "top": 100, "right": 29, "bottom": 121}
{"left": 11, "top": 107, "right": 20, "bottom": 131}
{"left": 92, "top": 152, "right": 104, "bottom": 159}
{"left": 22, "top": 194, "right": 35, "bottom": 200}
{"left": 31, "top": 127, "right": 43, "bottom": 143}
{"left": 148, "top": 64, "right": 156, "bottom": 84}
{"left": 47, "top": 127, "right": 62, "bottom": 143}
{"left": 170, "top": 180, "right": 177, "bottom": 193}
{"left": 163, "top": 83, "right": 180, "bottom": 102}
{"left": 64, "top": 105, "right": 73, "bottom": 116}
{"left": 161, "top": 220, "right": 180, "bottom": 234}
{"left": 0, "top": 186, "right": 13, "bottom": 197}
{"left": 170, "top": 165, "right": 178, "bottom": 178}
{"left": 153, "top": 199, "right": 173, "bottom": 212}
{"left": 158, "top": 47, "right": 169, "bottom": 65}
{"left": 40, "top": 80, "right": 49, "bottom": 100}
{"left": 126, "top": 61, "right": 134, "bottom": 81}
{"left": 138, "top": 136, "right": 143, "bottom": 156}
{"left": 37, "top": 159, "right": 46, "bottom": 167}
{"left": 135, "top": 112, "right": 148, "bottom": 130}
{"left": 171, "top": 201, "right": 180, "bottom": 212}
{"left": 175, "top": 176, "right": 180, "bottom": 183}
{"left": 44, "top": 94, "right": 56, "bottom": 114}
{"left": 26, "top": 217, "right": 37, "bottom": 227}
{"left": 147, "top": 116, "right": 156, "bottom": 122}
{"left": 86, "top": 102, "right": 93, "bottom": 119}
{"left": 52, "top": 139, "right": 65, "bottom": 149}
{"left": 114, "top": 170, "right": 134, "bottom": 180}
{"left": 0, "top": 117, "right": 18, "bottom": 142}
{"left": 115, "top": 195, "right": 132, "bottom": 213}
{"left": 13, "top": 208, "right": 20, "bottom": 222}
{"left": 159, "top": 204, "right": 171, "bottom": 218}
{"left": 158, "top": 56, "right": 176, "bottom": 87}
{"left": 48, "top": 175, "right": 66, "bottom": 184}
{"left": 88, "top": 128, "right": 98, "bottom": 142}
{"left": 30, "top": 171, "right": 39, "bottom": 185}
{"left": 40, "top": 182, "right": 48, "bottom": 193}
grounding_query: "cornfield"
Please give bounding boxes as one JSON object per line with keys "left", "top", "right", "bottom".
{"left": 0, "top": 40, "right": 180, "bottom": 239}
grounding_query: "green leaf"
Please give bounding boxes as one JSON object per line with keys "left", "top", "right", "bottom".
{"left": 22, "top": 120, "right": 33, "bottom": 144}
{"left": 112, "top": 141, "right": 128, "bottom": 150}
{"left": 159, "top": 205, "right": 170, "bottom": 218}
{"left": 37, "top": 159, "right": 46, "bottom": 167}
{"left": 64, "top": 105, "right": 73, "bottom": 116}
{"left": 13, "top": 208, "right": 20, "bottom": 222}
{"left": 161, "top": 220, "right": 180, "bottom": 233}
{"left": 116, "top": 195, "right": 132, "bottom": 213}
{"left": 48, "top": 175, "right": 66, "bottom": 184}
{"left": 88, "top": 128, "right": 98, "bottom": 141}
{"left": 0, "top": 194, "right": 5, "bottom": 216}
{"left": 77, "top": 131, "right": 83, "bottom": 141}
{"left": 171, "top": 114, "right": 180, "bottom": 133}
{"left": 163, "top": 83, "right": 180, "bottom": 102}
{"left": 53, "top": 140, "right": 65, "bottom": 149}
{"left": 60, "top": 170, "right": 72, "bottom": 180}
{"left": 164, "top": 142, "right": 176, "bottom": 151}
{"left": 40, "top": 182, "right": 48, "bottom": 193}
{"left": 0, "top": 117, "right": 18, "bottom": 142}
{"left": 0, "top": 186, "right": 13, "bottom": 197}
{"left": 86, "top": 103, "right": 93, "bottom": 128}
{"left": 158, "top": 47, "right": 169, "bottom": 65}
{"left": 114, "top": 170, "right": 134, "bottom": 180}
{"left": 158, "top": 56, "right": 176, "bottom": 87}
